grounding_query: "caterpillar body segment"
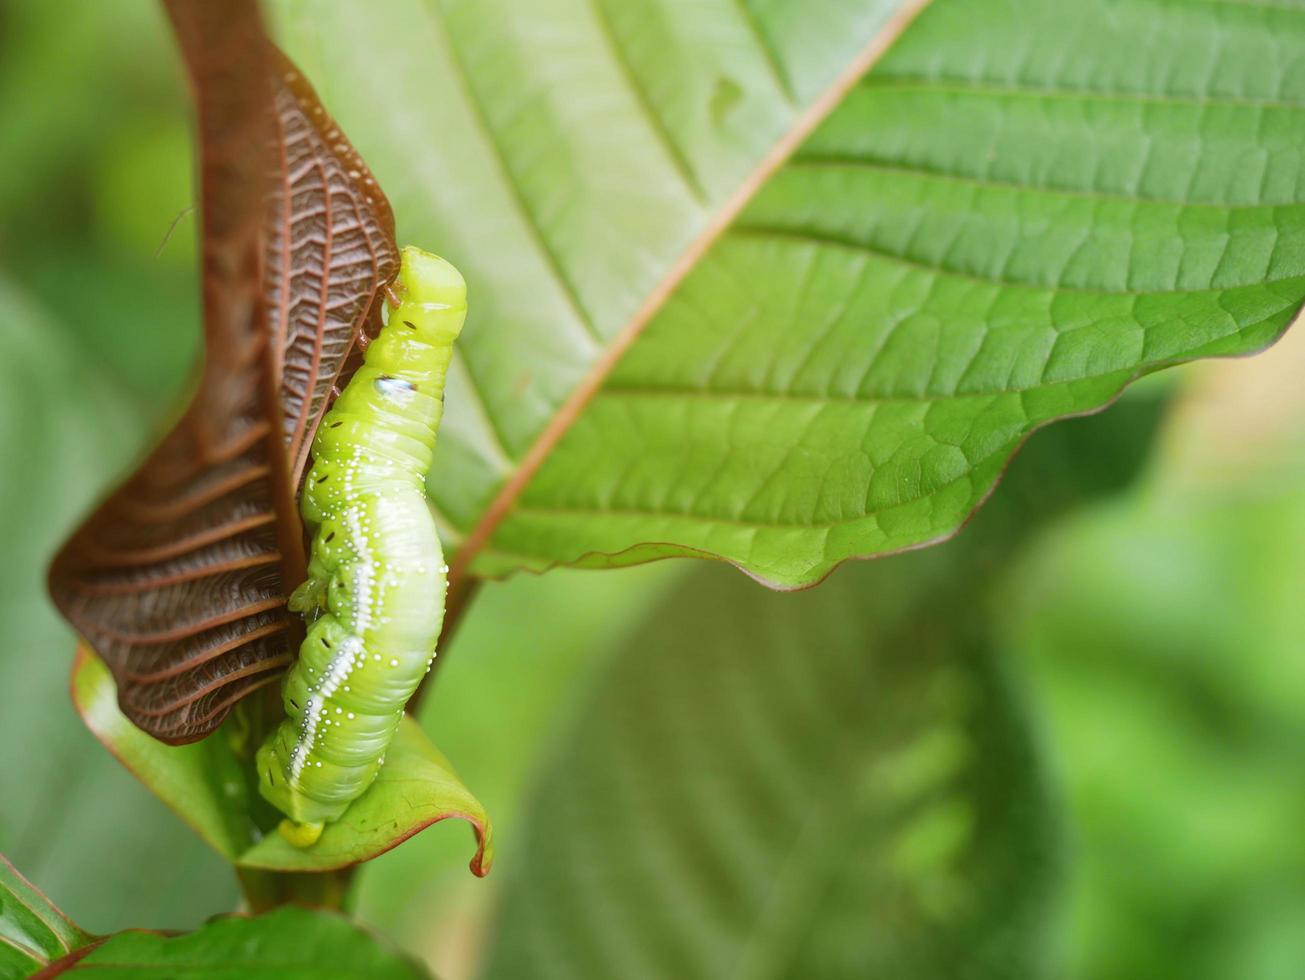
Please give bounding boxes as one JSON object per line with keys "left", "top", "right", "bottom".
{"left": 257, "top": 246, "right": 466, "bottom": 845}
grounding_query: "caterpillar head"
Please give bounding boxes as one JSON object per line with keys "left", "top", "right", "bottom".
{"left": 393, "top": 245, "right": 467, "bottom": 346}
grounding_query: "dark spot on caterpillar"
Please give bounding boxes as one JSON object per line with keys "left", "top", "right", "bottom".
{"left": 315, "top": 473, "right": 329, "bottom": 483}
{"left": 325, "top": 531, "right": 335, "bottom": 543}
{"left": 322, "top": 637, "right": 332, "bottom": 648}
{"left": 403, "top": 320, "right": 416, "bottom": 329}
{"left": 289, "top": 698, "right": 299, "bottom": 710}
{"left": 329, "top": 420, "right": 343, "bottom": 428}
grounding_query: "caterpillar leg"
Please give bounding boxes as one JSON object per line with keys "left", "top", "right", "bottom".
{"left": 278, "top": 819, "right": 324, "bottom": 848}
{"left": 287, "top": 577, "right": 326, "bottom": 616}
{"left": 288, "top": 548, "right": 336, "bottom": 616}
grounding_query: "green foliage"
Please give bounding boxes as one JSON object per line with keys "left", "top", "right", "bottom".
{"left": 71, "top": 652, "right": 260, "bottom": 861}
{"left": 1003, "top": 381, "right": 1305, "bottom": 980}
{"left": 273, "top": 0, "right": 1305, "bottom": 588}
{"left": 0, "top": 0, "right": 199, "bottom": 403}
{"left": 73, "top": 653, "right": 491, "bottom": 875}
{"left": 0, "top": 855, "right": 92, "bottom": 979}
{"left": 242, "top": 722, "right": 491, "bottom": 876}
{"left": 45, "top": 907, "right": 429, "bottom": 978}
{"left": 4, "top": 0, "right": 1305, "bottom": 976}
{"left": 477, "top": 399, "right": 1165, "bottom": 979}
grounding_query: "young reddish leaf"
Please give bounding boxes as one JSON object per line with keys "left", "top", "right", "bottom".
{"left": 49, "top": 0, "right": 294, "bottom": 745}
{"left": 48, "top": 1, "right": 400, "bottom": 744}
{"left": 265, "top": 46, "right": 400, "bottom": 486}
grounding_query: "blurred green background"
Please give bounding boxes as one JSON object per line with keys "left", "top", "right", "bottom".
{"left": 3, "top": 3, "right": 1305, "bottom": 978}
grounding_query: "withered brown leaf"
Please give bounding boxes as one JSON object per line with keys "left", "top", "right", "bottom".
{"left": 48, "top": 0, "right": 399, "bottom": 744}
{"left": 266, "top": 46, "right": 399, "bottom": 485}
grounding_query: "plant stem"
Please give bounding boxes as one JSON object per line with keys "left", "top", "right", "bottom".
{"left": 229, "top": 693, "right": 358, "bottom": 912}
{"left": 237, "top": 867, "right": 354, "bottom": 913}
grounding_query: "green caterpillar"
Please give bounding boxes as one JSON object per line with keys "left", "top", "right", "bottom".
{"left": 257, "top": 245, "right": 465, "bottom": 846}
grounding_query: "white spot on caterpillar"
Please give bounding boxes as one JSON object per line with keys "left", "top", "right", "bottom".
{"left": 374, "top": 375, "right": 417, "bottom": 407}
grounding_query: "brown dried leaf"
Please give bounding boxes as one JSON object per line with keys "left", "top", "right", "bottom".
{"left": 265, "top": 47, "right": 399, "bottom": 486}
{"left": 49, "top": 1, "right": 399, "bottom": 744}
{"left": 50, "top": 0, "right": 293, "bottom": 744}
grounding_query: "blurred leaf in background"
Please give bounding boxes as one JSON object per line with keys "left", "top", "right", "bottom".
{"left": 0, "top": 0, "right": 198, "bottom": 401}
{"left": 482, "top": 561, "right": 1059, "bottom": 980}
{"left": 0, "top": 273, "right": 238, "bottom": 930}
{"left": 1002, "top": 326, "right": 1305, "bottom": 980}
{"left": 354, "top": 562, "right": 686, "bottom": 973}
{"left": 0, "top": 0, "right": 233, "bottom": 932}
{"left": 374, "top": 392, "right": 1166, "bottom": 979}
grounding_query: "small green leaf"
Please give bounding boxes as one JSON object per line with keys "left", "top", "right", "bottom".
{"left": 70, "top": 649, "right": 258, "bottom": 861}
{"left": 239, "top": 721, "right": 492, "bottom": 876}
{"left": 0, "top": 855, "right": 92, "bottom": 980}
{"left": 70, "top": 649, "right": 491, "bottom": 875}
{"left": 40, "top": 906, "right": 427, "bottom": 978}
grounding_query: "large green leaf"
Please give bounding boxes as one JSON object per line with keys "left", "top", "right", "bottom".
{"left": 71, "top": 650, "right": 492, "bottom": 876}
{"left": 266, "top": 0, "right": 924, "bottom": 585}
{"left": 40, "top": 906, "right": 427, "bottom": 978}
{"left": 272, "top": 0, "right": 1305, "bottom": 590}
{"left": 0, "top": 855, "right": 92, "bottom": 980}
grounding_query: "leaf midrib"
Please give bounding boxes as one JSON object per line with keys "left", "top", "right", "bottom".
{"left": 446, "top": 0, "right": 938, "bottom": 588}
